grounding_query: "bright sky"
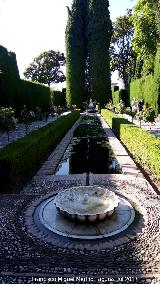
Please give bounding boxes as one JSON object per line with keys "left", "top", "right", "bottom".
{"left": 0, "top": 0, "right": 136, "bottom": 86}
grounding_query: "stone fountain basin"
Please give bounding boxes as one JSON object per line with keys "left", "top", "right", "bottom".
{"left": 54, "top": 186, "right": 119, "bottom": 222}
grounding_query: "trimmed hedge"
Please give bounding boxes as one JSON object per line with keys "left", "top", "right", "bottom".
{"left": 130, "top": 46, "right": 160, "bottom": 114}
{"left": 0, "top": 45, "right": 51, "bottom": 111}
{"left": 101, "top": 109, "right": 132, "bottom": 137}
{"left": 101, "top": 109, "right": 160, "bottom": 180}
{"left": 0, "top": 45, "right": 20, "bottom": 107}
{"left": 130, "top": 75, "right": 158, "bottom": 114}
{"left": 15, "top": 80, "right": 51, "bottom": 111}
{"left": 50, "top": 89, "right": 66, "bottom": 106}
{"left": 112, "top": 89, "right": 129, "bottom": 107}
{"left": 112, "top": 90, "right": 119, "bottom": 105}
{"left": 0, "top": 111, "right": 80, "bottom": 192}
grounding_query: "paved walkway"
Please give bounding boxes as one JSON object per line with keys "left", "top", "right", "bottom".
{"left": 123, "top": 114, "right": 160, "bottom": 138}
{"left": 0, "top": 112, "right": 71, "bottom": 149}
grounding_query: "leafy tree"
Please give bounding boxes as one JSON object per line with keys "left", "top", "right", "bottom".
{"left": 110, "top": 9, "right": 135, "bottom": 89}
{"left": 150, "top": 0, "right": 160, "bottom": 38}
{"left": 154, "top": 44, "right": 160, "bottom": 113}
{"left": 143, "top": 106, "right": 156, "bottom": 123}
{"left": 0, "top": 107, "right": 16, "bottom": 141}
{"left": 132, "top": 0, "right": 158, "bottom": 77}
{"left": 21, "top": 106, "right": 34, "bottom": 135}
{"left": 24, "top": 50, "right": 66, "bottom": 86}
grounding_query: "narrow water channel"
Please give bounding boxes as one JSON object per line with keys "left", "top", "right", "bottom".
{"left": 55, "top": 115, "right": 120, "bottom": 175}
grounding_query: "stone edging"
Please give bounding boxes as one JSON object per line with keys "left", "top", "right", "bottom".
{"left": 35, "top": 117, "right": 82, "bottom": 177}
{"left": 98, "top": 115, "right": 142, "bottom": 176}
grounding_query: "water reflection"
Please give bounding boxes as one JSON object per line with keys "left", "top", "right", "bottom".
{"left": 55, "top": 137, "right": 119, "bottom": 175}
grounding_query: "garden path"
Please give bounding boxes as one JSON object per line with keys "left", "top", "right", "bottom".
{"left": 123, "top": 114, "right": 160, "bottom": 137}
{"left": 0, "top": 111, "right": 71, "bottom": 149}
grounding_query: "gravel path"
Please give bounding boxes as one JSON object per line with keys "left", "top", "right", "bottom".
{"left": 123, "top": 114, "right": 160, "bottom": 138}
{"left": 0, "top": 112, "right": 71, "bottom": 149}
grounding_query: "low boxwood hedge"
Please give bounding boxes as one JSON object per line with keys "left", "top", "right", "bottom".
{"left": 0, "top": 111, "right": 80, "bottom": 192}
{"left": 101, "top": 109, "right": 160, "bottom": 181}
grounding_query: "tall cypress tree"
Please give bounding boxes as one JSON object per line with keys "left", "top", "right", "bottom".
{"left": 86, "top": 0, "right": 112, "bottom": 104}
{"left": 65, "top": 0, "right": 112, "bottom": 106}
{"left": 65, "top": 0, "right": 87, "bottom": 107}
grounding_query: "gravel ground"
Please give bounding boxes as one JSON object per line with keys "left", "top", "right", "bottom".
{"left": 0, "top": 175, "right": 159, "bottom": 284}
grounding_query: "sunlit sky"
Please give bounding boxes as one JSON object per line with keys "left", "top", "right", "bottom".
{"left": 0, "top": 0, "right": 136, "bottom": 86}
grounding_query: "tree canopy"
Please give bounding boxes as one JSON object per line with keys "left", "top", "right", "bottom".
{"left": 24, "top": 50, "right": 66, "bottom": 86}
{"left": 110, "top": 9, "right": 135, "bottom": 89}
{"left": 132, "top": 0, "right": 158, "bottom": 77}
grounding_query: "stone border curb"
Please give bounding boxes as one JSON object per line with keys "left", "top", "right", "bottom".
{"left": 35, "top": 117, "right": 82, "bottom": 177}
{"left": 98, "top": 115, "right": 142, "bottom": 176}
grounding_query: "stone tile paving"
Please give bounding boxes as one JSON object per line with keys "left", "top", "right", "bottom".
{"left": 0, "top": 112, "right": 71, "bottom": 149}
{"left": 0, "top": 175, "right": 159, "bottom": 284}
{"left": 123, "top": 114, "right": 160, "bottom": 138}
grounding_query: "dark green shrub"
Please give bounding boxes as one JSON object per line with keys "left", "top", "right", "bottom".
{"left": 51, "top": 89, "right": 66, "bottom": 106}
{"left": 0, "top": 111, "right": 80, "bottom": 192}
{"left": 101, "top": 109, "right": 160, "bottom": 180}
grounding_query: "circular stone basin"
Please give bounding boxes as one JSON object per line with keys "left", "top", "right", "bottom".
{"left": 37, "top": 193, "right": 135, "bottom": 240}
{"left": 54, "top": 186, "right": 119, "bottom": 222}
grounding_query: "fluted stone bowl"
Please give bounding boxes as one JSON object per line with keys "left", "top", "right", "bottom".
{"left": 54, "top": 186, "right": 119, "bottom": 223}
